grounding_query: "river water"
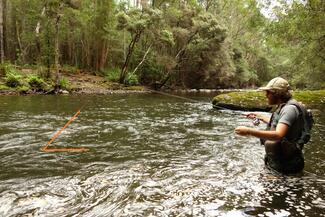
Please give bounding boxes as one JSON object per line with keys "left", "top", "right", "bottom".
{"left": 0, "top": 93, "right": 324, "bottom": 217}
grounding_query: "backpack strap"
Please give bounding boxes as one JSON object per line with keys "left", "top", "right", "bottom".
{"left": 260, "top": 104, "right": 284, "bottom": 145}
{"left": 261, "top": 99, "right": 313, "bottom": 148}
{"left": 285, "top": 99, "right": 311, "bottom": 148}
{"left": 268, "top": 103, "right": 286, "bottom": 130}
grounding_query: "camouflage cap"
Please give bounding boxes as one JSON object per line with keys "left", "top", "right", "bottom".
{"left": 259, "top": 77, "right": 290, "bottom": 91}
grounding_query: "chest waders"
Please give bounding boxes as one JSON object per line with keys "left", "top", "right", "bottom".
{"left": 262, "top": 100, "right": 305, "bottom": 174}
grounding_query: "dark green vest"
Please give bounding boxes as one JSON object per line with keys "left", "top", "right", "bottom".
{"left": 265, "top": 99, "right": 312, "bottom": 149}
{"left": 263, "top": 100, "right": 306, "bottom": 174}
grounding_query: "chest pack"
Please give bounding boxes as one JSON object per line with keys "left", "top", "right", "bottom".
{"left": 268, "top": 99, "right": 314, "bottom": 147}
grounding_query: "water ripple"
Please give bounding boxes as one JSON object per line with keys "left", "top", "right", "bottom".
{"left": 0, "top": 95, "right": 324, "bottom": 216}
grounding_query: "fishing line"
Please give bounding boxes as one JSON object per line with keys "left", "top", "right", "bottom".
{"left": 149, "top": 89, "right": 251, "bottom": 137}
{"left": 149, "top": 89, "right": 211, "bottom": 104}
{"left": 150, "top": 89, "right": 237, "bottom": 107}
{"left": 41, "top": 89, "right": 243, "bottom": 153}
{"left": 150, "top": 89, "right": 249, "bottom": 116}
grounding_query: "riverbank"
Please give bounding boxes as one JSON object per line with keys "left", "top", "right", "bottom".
{"left": 1, "top": 67, "right": 325, "bottom": 106}
{"left": 0, "top": 66, "right": 247, "bottom": 95}
{"left": 0, "top": 67, "right": 150, "bottom": 95}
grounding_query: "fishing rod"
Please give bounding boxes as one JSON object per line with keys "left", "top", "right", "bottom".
{"left": 149, "top": 89, "right": 211, "bottom": 104}
{"left": 150, "top": 89, "right": 265, "bottom": 128}
{"left": 150, "top": 90, "right": 325, "bottom": 179}
{"left": 155, "top": 90, "right": 271, "bottom": 141}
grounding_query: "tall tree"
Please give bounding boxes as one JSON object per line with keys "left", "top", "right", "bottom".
{"left": 266, "top": 0, "right": 325, "bottom": 88}
{"left": 44, "top": 0, "right": 81, "bottom": 89}
{"left": 116, "top": 7, "right": 162, "bottom": 84}
{"left": 0, "top": 0, "right": 4, "bottom": 63}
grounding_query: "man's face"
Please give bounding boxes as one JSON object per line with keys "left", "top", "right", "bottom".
{"left": 265, "top": 90, "right": 277, "bottom": 105}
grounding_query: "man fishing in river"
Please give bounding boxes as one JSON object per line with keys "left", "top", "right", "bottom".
{"left": 234, "top": 77, "right": 312, "bottom": 174}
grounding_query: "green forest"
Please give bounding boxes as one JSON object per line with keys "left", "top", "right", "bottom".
{"left": 0, "top": 0, "right": 324, "bottom": 91}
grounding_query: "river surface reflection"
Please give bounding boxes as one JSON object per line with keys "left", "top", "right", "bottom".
{"left": 0, "top": 94, "right": 324, "bottom": 216}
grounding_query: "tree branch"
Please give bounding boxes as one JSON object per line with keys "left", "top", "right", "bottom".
{"left": 130, "top": 44, "right": 151, "bottom": 75}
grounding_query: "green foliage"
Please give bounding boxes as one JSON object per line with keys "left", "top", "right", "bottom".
{"left": 105, "top": 67, "right": 139, "bottom": 86}
{"left": 230, "top": 46, "right": 259, "bottom": 87}
{"left": 116, "top": 12, "right": 129, "bottom": 30}
{"left": 116, "top": 8, "right": 160, "bottom": 34}
{"left": 0, "top": 66, "right": 5, "bottom": 77}
{"left": 2, "top": 0, "right": 323, "bottom": 90}
{"left": 1, "top": 64, "right": 22, "bottom": 88}
{"left": 160, "top": 30, "right": 175, "bottom": 46}
{"left": 5, "top": 73, "right": 22, "bottom": 88}
{"left": 136, "top": 51, "right": 167, "bottom": 85}
{"left": 37, "top": 66, "right": 51, "bottom": 80}
{"left": 0, "top": 63, "right": 14, "bottom": 77}
{"left": 125, "top": 73, "right": 139, "bottom": 86}
{"left": 265, "top": 0, "right": 325, "bottom": 89}
{"left": 116, "top": 7, "right": 164, "bottom": 84}
{"left": 210, "top": 0, "right": 271, "bottom": 87}
{"left": 59, "top": 77, "right": 70, "bottom": 90}
{"left": 174, "top": 9, "right": 230, "bottom": 88}
{"left": 106, "top": 68, "right": 120, "bottom": 82}
{"left": 28, "top": 75, "right": 45, "bottom": 90}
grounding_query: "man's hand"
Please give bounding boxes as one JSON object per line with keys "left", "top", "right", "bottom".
{"left": 245, "top": 112, "right": 270, "bottom": 124}
{"left": 245, "top": 113, "right": 258, "bottom": 120}
{"left": 234, "top": 126, "right": 251, "bottom": 136}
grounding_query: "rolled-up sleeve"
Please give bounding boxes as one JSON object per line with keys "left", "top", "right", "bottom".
{"left": 278, "top": 105, "right": 299, "bottom": 126}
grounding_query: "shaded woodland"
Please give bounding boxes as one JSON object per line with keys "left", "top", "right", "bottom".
{"left": 0, "top": 0, "right": 324, "bottom": 89}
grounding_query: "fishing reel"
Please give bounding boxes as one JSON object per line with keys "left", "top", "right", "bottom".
{"left": 253, "top": 118, "right": 261, "bottom": 126}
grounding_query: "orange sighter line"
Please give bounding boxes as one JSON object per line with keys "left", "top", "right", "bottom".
{"left": 41, "top": 109, "right": 89, "bottom": 153}
{"left": 41, "top": 147, "right": 89, "bottom": 152}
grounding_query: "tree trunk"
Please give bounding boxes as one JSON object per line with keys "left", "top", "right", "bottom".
{"left": 46, "top": 21, "right": 51, "bottom": 78}
{"left": 54, "top": 7, "right": 62, "bottom": 91}
{"left": 119, "top": 31, "right": 141, "bottom": 84}
{"left": 4, "top": 0, "right": 10, "bottom": 60}
{"left": 0, "top": 0, "right": 4, "bottom": 63}
{"left": 157, "top": 71, "right": 171, "bottom": 90}
{"left": 35, "top": 6, "right": 46, "bottom": 55}
{"left": 99, "top": 42, "right": 108, "bottom": 71}
{"left": 15, "top": 20, "right": 24, "bottom": 63}
{"left": 54, "top": 18, "right": 60, "bottom": 90}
